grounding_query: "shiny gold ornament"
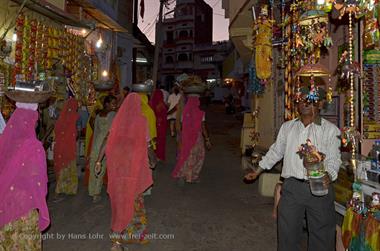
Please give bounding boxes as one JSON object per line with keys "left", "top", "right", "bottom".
{"left": 296, "top": 63, "right": 330, "bottom": 77}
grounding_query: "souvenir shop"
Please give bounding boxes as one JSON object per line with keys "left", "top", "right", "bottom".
{"left": 241, "top": 0, "right": 380, "bottom": 249}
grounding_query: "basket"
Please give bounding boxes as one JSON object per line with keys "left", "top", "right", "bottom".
{"left": 93, "top": 81, "right": 114, "bottom": 91}
{"left": 132, "top": 83, "right": 153, "bottom": 93}
{"left": 183, "top": 85, "right": 206, "bottom": 94}
{"left": 5, "top": 89, "right": 52, "bottom": 103}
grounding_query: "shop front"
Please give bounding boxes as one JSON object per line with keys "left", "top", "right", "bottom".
{"left": 225, "top": 0, "right": 380, "bottom": 249}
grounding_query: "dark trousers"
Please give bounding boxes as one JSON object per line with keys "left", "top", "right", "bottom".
{"left": 278, "top": 178, "right": 336, "bottom": 251}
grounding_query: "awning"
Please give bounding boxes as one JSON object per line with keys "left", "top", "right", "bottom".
{"left": 229, "top": 0, "right": 257, "bottom": 65}
{"left": 70, "top": 0, "right": 128, "bottom": 32}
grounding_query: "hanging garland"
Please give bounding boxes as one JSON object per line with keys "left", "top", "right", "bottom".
{"left": 248, "top": 62, "right": 264, "bottom": 94}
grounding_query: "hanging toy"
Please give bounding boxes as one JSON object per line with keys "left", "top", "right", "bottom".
{"left": 306, "top": 84, "right": 320, "bottom": 103}
{"left": 341, "top": 127, "right": 362, "bottom": 147}
{"left": 253, "top": 4, "right": 274, "bottom": 83}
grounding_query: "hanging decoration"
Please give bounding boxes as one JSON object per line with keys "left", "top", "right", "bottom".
{"left": 295, "top": 62, "right": 331, "bottom": 104}
{"left": 330, "top": 0, "right": 377, "bottom": 20}
{"left": 252, "top": 4, "right": 274, "bottom": 84}
{"left": 248, "top": 62, "right": 264, "bottom": 94}
{"left": 363, "top": 5, "right": 380, "bottom": 49}
{"left": 283, "top": 0, "right": 333, "bottom": 120}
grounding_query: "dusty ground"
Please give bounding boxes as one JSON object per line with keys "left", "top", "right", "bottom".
{"left": 43, "top": 104, "right": 278, "bottom": 251}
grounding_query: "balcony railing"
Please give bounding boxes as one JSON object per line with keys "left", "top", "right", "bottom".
{"left": 176, "top": 61, "right": 193, "bottom": 69}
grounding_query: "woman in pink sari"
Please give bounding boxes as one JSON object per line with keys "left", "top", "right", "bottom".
{"left": 104, "top": 93, "right": 153, "bottom": 250}
{"left": 149, "top": 89, "right": 168, "bottom": 161}
{"left": 0, "top": 103, "right": 50, "bottom": 250}
{"left": 54, "top": 98, "right": 79, "bottom": 195}
{"left": 172, "top": 95, "right": 211, "bottom": 184}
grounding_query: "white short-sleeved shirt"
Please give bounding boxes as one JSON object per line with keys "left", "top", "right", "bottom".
{"left": 167, "top": 93, "right": 181, "bottom": 120}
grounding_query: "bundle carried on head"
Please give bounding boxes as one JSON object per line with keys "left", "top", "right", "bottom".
{"left": 181, "top": 75, "right": 204, "bottom": 87}
{"left": 132, "top": 79, "right": 154, "bottom": 93}
{"left": 181, "top": 75, "right": 206, "bottom": 95}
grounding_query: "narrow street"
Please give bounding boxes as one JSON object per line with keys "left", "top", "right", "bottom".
{"left": 43, "top": 103, "right": 277, "bottom": 251}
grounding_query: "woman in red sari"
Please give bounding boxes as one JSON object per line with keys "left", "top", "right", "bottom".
{"left": 149, "top": 89, "right": 168, "bottom": 161}
{"left": 103, "top": 93, "right": 153, "bottom": 250}
{"left": 54, "top": 98, "right": 79, "bottom": 195}
{"left": 172, "top": 95, "right": 211, "bottom": 184}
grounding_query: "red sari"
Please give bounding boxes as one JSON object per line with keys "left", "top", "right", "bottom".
{"left": 149, "top": 90, "right": 168, "bottom": 161}
{"left": 54, "top": 98, "right": 79, "bottom": 195}
{"left": 106, "top": 93, "right": 153, "bottom": 232}
{"left": 171, "top": 97, "right": 205, "bottom": 181}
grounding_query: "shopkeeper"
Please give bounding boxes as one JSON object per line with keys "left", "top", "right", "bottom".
{"left": 245, "top": 86, "right": 342, "bottom": 251}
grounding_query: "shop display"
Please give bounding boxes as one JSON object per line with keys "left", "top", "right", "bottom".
{"left": 282, "top": 0, "right": 333, "bottom": 120}
{"left": 342, "top": 183, "right": 380, "bottom": 251}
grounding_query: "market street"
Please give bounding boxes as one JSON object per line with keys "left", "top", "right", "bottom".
{"left": 43, "top": 104, "right": 277, "bottom": 251}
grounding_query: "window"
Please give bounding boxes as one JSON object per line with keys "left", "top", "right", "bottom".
{"left": 181, "top": 46, "right": 187, "bottom": 50}
{"left": 165, "top": 56, "right": 174, "bottom": 64}
{"left": 179, "top": 30, "right": 188, "bottom": 38}
{"left": 178, "top": 53, "right": 188, "bottom": 61}
{"left": 166, "top": 31, "right": 174, "bottom": 43}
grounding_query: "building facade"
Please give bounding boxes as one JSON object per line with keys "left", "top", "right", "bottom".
{"left": 159, "top": 0, "right": 228, "bottom": 90}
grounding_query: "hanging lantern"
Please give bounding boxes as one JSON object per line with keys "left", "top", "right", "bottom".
{"left": 299, "top": 10, "right": 328, "bottom": 26}
{"left": 296, "top": 63, "right": 330, "bottom": 77}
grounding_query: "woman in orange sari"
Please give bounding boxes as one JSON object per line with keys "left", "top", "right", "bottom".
{"left": 54, "top": 98, "right": 79, "bottom": 195}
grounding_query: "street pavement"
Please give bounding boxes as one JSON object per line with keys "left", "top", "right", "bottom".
{"left": 43, "top": 104, "right": 277, "bottom": 251}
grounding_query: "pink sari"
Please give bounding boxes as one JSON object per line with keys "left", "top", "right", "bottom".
{"left": 0, "top": 107, "right": 50, "bottom": 231}
{"left": 149, "top": 89, "right": 168, "bottom": 160}
{"left": 106, "top": 93, "right": 153, "bottom": 232}
{"left": 172, "top": 97, "right": 204, "bottom": 179}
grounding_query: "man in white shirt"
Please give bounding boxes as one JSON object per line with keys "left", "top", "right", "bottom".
{"left": 167, "top": 86, "right": 181, "bottom": 137}
{"left": 246, "top": 86, "right": 341, "bottom": 251}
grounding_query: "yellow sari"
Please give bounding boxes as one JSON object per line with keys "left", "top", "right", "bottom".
{"left": 139, "top": 94, "right": 157, "bottom": 148}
